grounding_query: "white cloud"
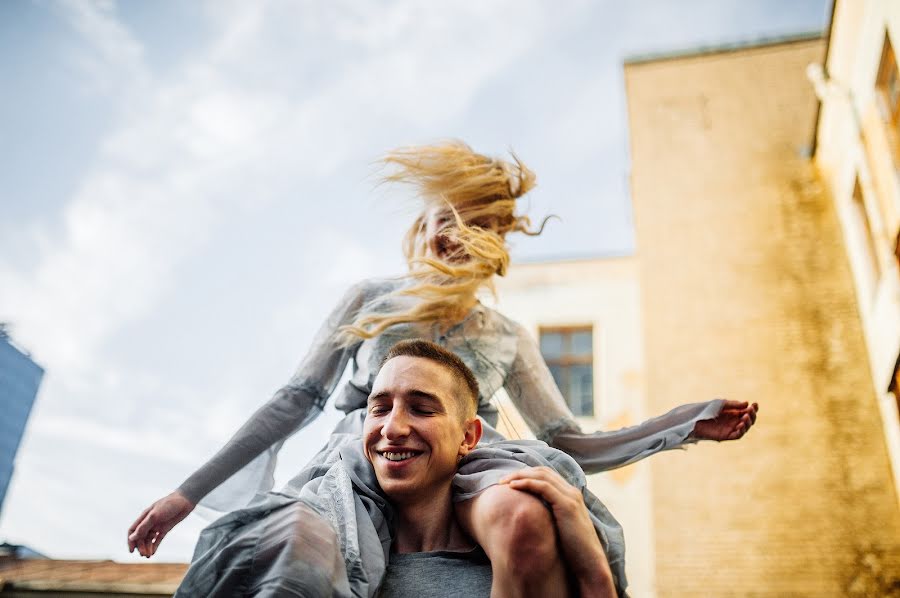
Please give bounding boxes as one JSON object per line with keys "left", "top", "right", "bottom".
{"left": 1, "top": 0, "right": 573, "bottom": 560}
{"left": 54, "top": 0, "right": 149, "bottom": 97}
{"left": 1, "top": 0, "right": 827, "bottom": 562}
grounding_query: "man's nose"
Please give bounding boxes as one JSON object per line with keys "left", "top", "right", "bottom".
{"left": 382, "top": 408, "right": 411, "bottom": 439}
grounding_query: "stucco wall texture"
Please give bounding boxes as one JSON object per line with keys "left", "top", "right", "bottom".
{"left": 625, "top": 38, "right": 900, "bottom": 597}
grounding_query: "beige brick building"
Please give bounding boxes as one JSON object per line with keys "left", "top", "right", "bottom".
{"left": 495, "top": 5, "right": 900, "bottom": 596}
{"left": 812, "top": 0, "right": 900, "bottom": 506}
{"left": 625, "top": 28, "right": 900, "bottom": 598}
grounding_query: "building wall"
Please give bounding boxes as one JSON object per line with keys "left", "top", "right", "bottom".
{"left": 0, "top": 334, "right": 44, "bottom": 519}
{"left": 813, "top": 0, "right": 900, "bottom": 506}
{"left": 626, "top": 36, "right": 900, "bottom": 597}
{"left": 493, "top": 256, "right": 656, "bottom": 597}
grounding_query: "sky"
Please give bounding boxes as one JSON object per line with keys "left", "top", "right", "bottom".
{"left": 0, "top": 0, "right": 830, "bottom": 562}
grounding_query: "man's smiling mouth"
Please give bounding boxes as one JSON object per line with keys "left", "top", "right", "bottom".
{"left": 380, "top": 451, "right": 421, "bottom": 462}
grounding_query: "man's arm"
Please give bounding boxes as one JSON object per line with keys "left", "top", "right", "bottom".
{"left": 499, "top": 467, "right": 617, "bottom": 598}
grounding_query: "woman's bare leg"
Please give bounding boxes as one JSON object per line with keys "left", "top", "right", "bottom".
{"left": 456, "top": 485, "right": 571, "bottom": 598}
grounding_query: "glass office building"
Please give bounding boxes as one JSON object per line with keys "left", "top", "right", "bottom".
{"left": 0, "top": 327, "right": 43, "bottom": 518}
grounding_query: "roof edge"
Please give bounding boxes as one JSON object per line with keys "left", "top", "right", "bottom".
{"left": 4, "top": 579, "right": 179, "bottom": 594}
{"left": 811, "top": 0, "right": 838, "bottom": 155}
{"left": 624, "top": 30, "right": 825, "bottom": 66}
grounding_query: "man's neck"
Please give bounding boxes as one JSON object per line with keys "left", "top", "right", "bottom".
{"left": 392, "top": 487, "right": 472, "bottom": 554}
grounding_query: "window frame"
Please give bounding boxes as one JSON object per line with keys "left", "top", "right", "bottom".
{"left": 876, "top": 31, "right": 900, "bottom": 168}
{"left": 889, "top": 353, "right": 900, "bottom": 421}
{"left": 539, "top": 325, "right": 595, "bottom": 417}
{"left": 851, "top": 176, "right": 882, "bottom": 289}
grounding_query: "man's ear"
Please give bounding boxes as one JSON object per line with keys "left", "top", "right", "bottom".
{"left": 459, "top": 417, "right": 482, "bottom": 457}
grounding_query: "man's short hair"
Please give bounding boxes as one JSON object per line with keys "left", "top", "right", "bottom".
{"left": 382, "top": 339, "right": 479, "bottom": 418}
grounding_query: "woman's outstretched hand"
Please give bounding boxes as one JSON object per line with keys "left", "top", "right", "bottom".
{"left": 127, "top": 491, "right": 195, "bottom": 558}
{"left": 693, "top": 400, "right": 759, "bottom": 441}
{"left": 500, "top": 467, "right": 617, "bottom": 598}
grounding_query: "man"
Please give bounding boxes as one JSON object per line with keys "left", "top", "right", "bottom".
{"left": 365, "top": 339, "right": 617, "bottom": 597}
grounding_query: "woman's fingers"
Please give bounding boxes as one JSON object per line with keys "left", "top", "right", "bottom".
{"left": 132, "top": 512, "right": 158, "bottom": 557}
{"left": 740, "top": 413, "right": 752, "bottom": 435}
{"left": 150, "top": 530, "right": 164, "bottom": 557}
{"left": 720, "top": 399, "right": 749, "bottom": 410}
{"left": 128, "top": 519, "right": 147, "bottom": 553}
{"left": 128, "top": 506, "right": 151, "bottom": 536}
{"left": 128, "top": 493, "right": 195, "bottom": 558}
{"left": 748, "top": 403, "right": 758, "bottom": 425}
{"left": 149, "top": 519, "right": 177, "bottom": 557}
{"left": 506, "top": 477, "right": 559, "bottom": 501}
{"left": 500, "top": 466, "right": 565, "bottom": 491}
{"left": 500, "top": 467, "right": 580, "bottom": 507}
{"left": 127, "top": 507, "right": 152, "bottom": 552}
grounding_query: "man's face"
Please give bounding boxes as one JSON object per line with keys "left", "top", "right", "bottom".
{"left": 363, "top": 355, "right": 480, "bottom": 503}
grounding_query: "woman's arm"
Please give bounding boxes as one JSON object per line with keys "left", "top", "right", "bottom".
{"left": 177, "top": 280, "right": 371, "bottom": 503}
{"left": 128, "top": 280, "right": 372, "bottom": 557}
{"left": 547, "top": 400, "right": 724, "bottom": 475}
{"left": 503, "top": 323, "right": 753, "bottom": 475}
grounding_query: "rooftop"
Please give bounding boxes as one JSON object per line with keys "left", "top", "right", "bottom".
{"left": 624, "top": 30, "right": 824, "bottom": 66}
{"left": 0, "top": 557, "right": 188, "bottom": 596}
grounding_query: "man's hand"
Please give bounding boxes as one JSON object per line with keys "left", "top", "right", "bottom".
{"left": 693, "top": 400, "right": 759, "bottom": 441}
{"left": 500, "top": 467, "right": 616, "bottom": 598}
{"left": 127, "top": 491, "right": 195, "bottom": 558}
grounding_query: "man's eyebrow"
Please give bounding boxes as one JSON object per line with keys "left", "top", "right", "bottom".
{"left": 406, "top": 390, "right": 443, "bottom": 404}
{"left": 366, "top": 389, "right": 445, "bottom": 405}
{"left": 368, "top": 391, "right": 390, "bottom": 403}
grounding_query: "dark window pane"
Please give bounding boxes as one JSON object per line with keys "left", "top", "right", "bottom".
{"left": 571, "top": 330, "right": 592, "bottom": 356}
{"left": 570, "top": 365, "right": 594, "bottom": 417}
{"left": 540, "top": 332, "right": 564, "bottom": 359}
{"left": 548, "top": 364, "right": 565, "bottom": 393}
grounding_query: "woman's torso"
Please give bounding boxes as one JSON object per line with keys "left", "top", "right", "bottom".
{"left": 332, "top": 280, "right": 519, "bottom": 426}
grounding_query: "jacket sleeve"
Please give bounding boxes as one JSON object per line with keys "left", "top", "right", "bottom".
{"left": 503, "top": 322, "right": 723, "bottom": 474}
{"left": 177, "top": 280, "right": 370, "bottom": 506}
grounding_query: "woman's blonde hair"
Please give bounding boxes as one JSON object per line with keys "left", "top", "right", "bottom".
{"left": 338, "top": 141, "right": 546, "bottom": 344}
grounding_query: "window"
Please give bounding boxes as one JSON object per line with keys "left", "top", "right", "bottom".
{"left": 540, "top": 326, "right": 594, "bottom": 417}
{"left": 895, "top": 230, "right": 900, "bottom": 272}
{"left": 852, "top": 177, "right": 881, "bottom": 285}
{"left": 889, "top": 353, "right": 900, "bottom": 420}
{"left": 877, "top": 32, "right": 900, "bottom": 167}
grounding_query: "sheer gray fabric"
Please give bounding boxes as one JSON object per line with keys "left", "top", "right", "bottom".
{"left": 179, "top": 280, "right": 372, "bottom": 508}
{"left": 179, "top": 277, "right": 722, "bottom": 509}
{"left": 178, "top": 413, "right": 630, "bottom": 597}
{"left": 173, "top": 277, "right": 725, "bottom": 597}
{"left": 176, "top": 415, "right": 392, "bottom": 598}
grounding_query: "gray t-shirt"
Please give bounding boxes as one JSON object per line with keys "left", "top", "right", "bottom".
{"left": 377, "top": 547, "right": 492, "bottom": 597}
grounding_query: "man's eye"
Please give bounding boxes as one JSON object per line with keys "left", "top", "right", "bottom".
{"left": 414, "top": 407, "right": 436, "bottom": 415}
{"left": 370, "top": 406, "right": 389, "bottom": 415}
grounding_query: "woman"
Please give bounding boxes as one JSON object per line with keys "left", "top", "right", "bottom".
{"left": 128, "top": 142, "right": 757, "bottom": 597}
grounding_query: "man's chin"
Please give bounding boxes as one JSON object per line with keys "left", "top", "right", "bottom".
{"left": 380, "top": 481, "right": 415, "bottom": 502}
{"left": 376, "top": 471, "right": 456, "bottom": 505}
{"left": 375, "top": 466, "right": 431, "bottom": 500}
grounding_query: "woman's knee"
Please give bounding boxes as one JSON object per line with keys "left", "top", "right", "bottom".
{"left": 260, "top": 503, "right": 342, "bottom": 567}
{"left": 458, "top": 485, "right": 559, "bottom": 574}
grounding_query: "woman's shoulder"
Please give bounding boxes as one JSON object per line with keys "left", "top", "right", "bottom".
{"left": 479, "top": 304, "right": 528, "bottom": 338}
{"left": 344, "top": 276, "right": 407, "bottom": 301}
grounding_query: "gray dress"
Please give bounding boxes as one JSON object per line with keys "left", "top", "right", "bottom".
{"left": 174, "top": 278, "right": 722, "bottom": 598}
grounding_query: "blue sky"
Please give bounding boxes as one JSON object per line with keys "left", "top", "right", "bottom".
{"left": 0, "top": 0, "right": 829, "bottom": 562}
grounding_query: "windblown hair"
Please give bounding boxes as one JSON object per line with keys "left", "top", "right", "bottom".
{"left": 382, "top": 339, "right": 479, "bottom": 417}
{"left": 339, "top": 141, "right": 548, "bottom": 344}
